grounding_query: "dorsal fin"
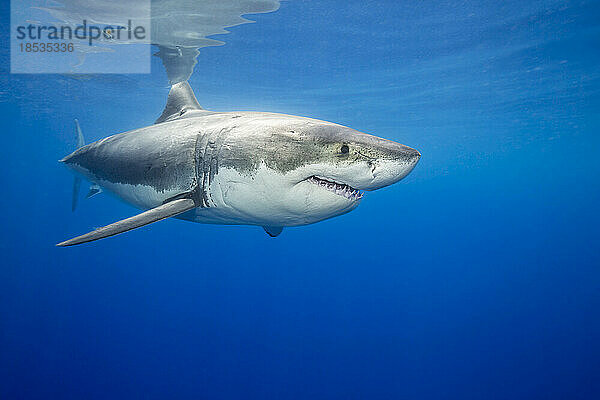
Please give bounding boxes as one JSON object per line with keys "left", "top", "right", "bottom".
{"left": 155, "top": 81, "right": 203, "bottom": 124}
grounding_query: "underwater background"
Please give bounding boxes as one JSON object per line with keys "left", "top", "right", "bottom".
{"left": 1, "top": 0, "right": 599, "bottom": 398}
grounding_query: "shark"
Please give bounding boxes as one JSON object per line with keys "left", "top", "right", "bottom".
{"left": 58, "top": 82, "right": 420, "bottom": 246}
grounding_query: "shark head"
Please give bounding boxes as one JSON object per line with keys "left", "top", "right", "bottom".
{"left": 213, "top": 114, "right": 420, "bottom": 227}
{"left": 291, "top": 121, "right": 421, "bottom": 191}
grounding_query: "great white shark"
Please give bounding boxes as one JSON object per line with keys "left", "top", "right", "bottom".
{"left": 58, "top": 82, "right": 420, "bottom": 246}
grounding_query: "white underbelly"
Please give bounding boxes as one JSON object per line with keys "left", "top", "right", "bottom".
{"left": 96, "top": 179, "right": 181, "bottom": 210}
{"left": 178, "top": 165, "right": 359, "bottom": 227}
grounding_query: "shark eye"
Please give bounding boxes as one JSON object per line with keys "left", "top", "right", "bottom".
{"left": 340, "top": 144, "right": 349, "bottom": 154}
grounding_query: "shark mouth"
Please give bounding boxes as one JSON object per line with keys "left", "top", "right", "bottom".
{"left": 307, "top": 176, "right": 364, "bottom": 201}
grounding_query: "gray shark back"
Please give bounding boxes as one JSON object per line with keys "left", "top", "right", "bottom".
{"left": 62, "top": 120, "right": 201, "bottom": 209}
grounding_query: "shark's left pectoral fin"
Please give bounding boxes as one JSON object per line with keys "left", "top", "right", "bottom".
{"left": 57, "top": 198, "right": 196, "bottom": 247}
{"left": 263, "top": 226, "right": 283, "bottom": 237}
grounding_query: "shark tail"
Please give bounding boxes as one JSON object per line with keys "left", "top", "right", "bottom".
{"left": 71, "top": 119, "right": 85, "bottom": 211}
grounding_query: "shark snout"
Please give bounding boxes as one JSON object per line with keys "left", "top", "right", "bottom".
{"left": 398, "top": 145, "right": 421, "bottom": 162}
{"left": 363, "top": 142, "right": 420, "bottom": 191}
{"left": 407, "top": 147, "right": 421, "bottom": 167}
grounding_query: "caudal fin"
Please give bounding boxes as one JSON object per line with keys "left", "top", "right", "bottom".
{"left": 71, "top": 177, "right": 82, "bottom": 211}
{"left": 71, "top": 119, "right": 85, "bottom": 211}
{"left": 74, "top": 119, "right": 85, "bottom": 148}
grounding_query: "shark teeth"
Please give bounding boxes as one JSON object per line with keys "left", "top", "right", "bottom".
{"left": 307, "top": 176, "right": 364, "bottom": 201}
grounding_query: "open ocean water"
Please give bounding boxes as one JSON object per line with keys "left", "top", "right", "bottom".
{"left": 1, "top": 1, "right": 599, "bottom": 399}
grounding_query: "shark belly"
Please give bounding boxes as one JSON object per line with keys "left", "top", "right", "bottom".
{"left": 179, "top": 163, "right": 361, "bottom": 227}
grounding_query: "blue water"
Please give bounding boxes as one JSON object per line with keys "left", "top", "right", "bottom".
{"left": 1, "top": 1, "right": 599, "bottom": 398}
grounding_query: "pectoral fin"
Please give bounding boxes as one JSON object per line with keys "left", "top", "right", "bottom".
{"left": 263, "top": 226, "right": 283, "bottom": 237}
{"left": 57, "top": 198, "right": 196, "bottom": 247}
